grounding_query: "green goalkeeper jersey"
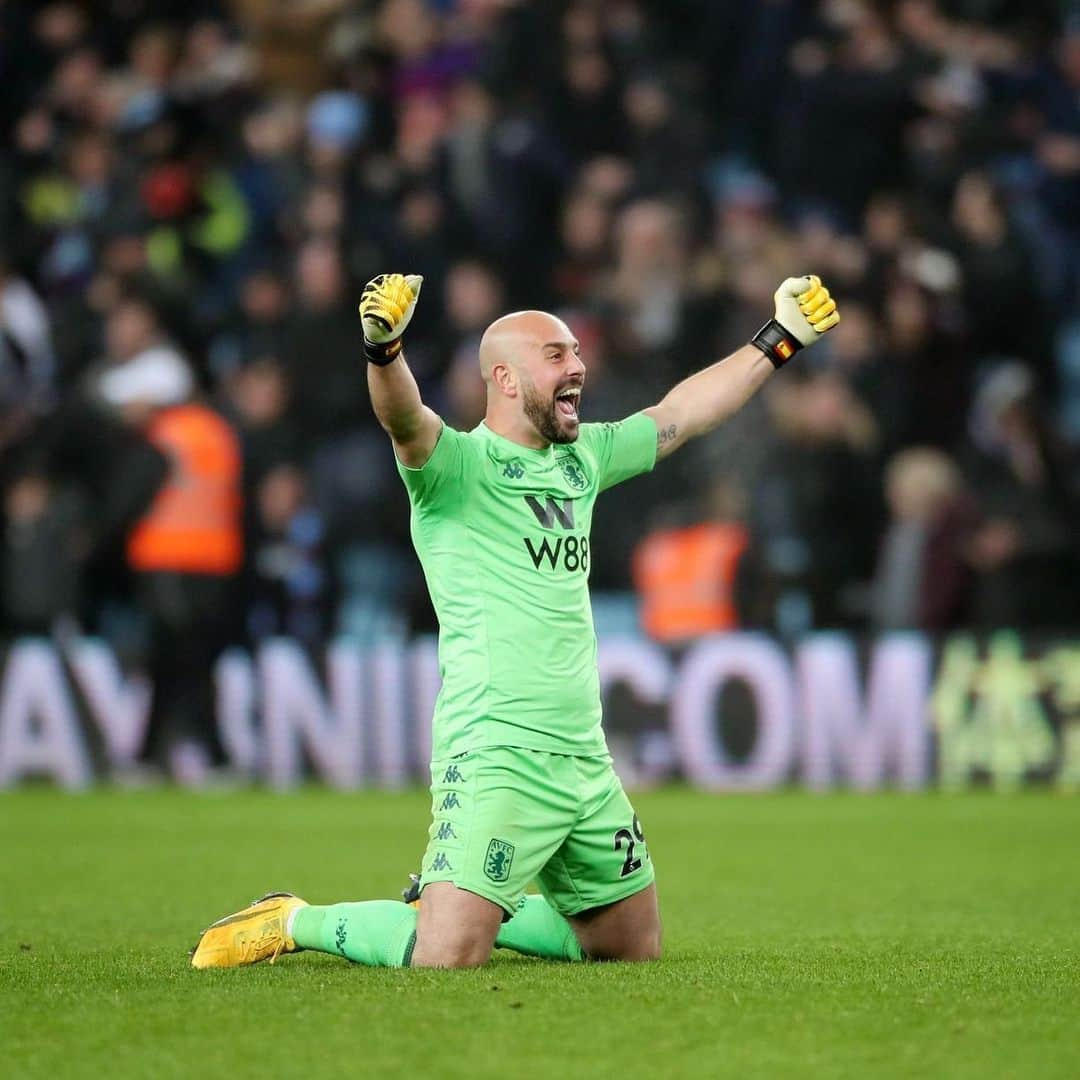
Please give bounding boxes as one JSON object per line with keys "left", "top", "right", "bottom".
{"left": 397, "top": 413, "right": 657, "bottom": 759}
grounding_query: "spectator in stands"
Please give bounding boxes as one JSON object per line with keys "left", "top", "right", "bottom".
{"left": 633, "top": 478, "right": 750, "bottom": 644}
{"left": 0, "top": 281, "right": 171, "bottom": 636}
{"left": 437, "top": 258, "right": 505, "bottom": 419}
{"left": 220, "top": 355, "right": 301, "bottom": 494}
{"left": 870, "top": 447, "right": 977, "bottom": 631}
{"left": 964, "top": 363, "right": 1080, "bottom": 628}
{"left": 208, "top": 260, "right": 293, "bottom": 382}
{"left": 246, "top": 462, "right": 335, "bottom": 652}
{"left": 950, "top": 172, "right": 1048, "bottom": 373}
{"left": 93, "top": 293, "right": 194, "bottom": 413}
{"left": 283, "top": 239, "right": 365, "bottom": 442}
{"left": 283, "top": 237, "right": 403, "bottom": 552}
{"left": 1, "top": 468, "right": 84, "bottom": 636}
{"left": 550, "top": 186, "right": 613, "bottom": 308}
{"left": 97, "top": 300, "right": 243, "bottom": 781}
{"left": 739, "top": 373, "right": 884, "bottom": 633}
{"left": 602, "top": 199, "right": 692, "bottom": 376}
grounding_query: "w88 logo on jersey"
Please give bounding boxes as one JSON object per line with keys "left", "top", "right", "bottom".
{"left": 523, "top": 534, "right": 589, "bottom": 573}
{"left": 520, "top": 495, "right": 589, "bottom": 572}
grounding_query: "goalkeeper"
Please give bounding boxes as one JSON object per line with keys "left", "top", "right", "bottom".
{"left": 191, "top": 272, "right": 839, "bottom": 969}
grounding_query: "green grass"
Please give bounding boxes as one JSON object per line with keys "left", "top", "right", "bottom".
{"left": 2, "top": 789, "right": 1078, "bottom": 1079}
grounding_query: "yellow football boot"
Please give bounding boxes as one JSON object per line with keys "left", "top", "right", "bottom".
{"left": 402, "top": 872, "right": 422, "bottom": 908}
{"left": 190, "top": 892, "right": 308, "bottom": 970}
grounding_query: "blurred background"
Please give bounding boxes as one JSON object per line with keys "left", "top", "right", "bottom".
{"left": 0, "top": 0, "right": 1077, "bottom": 786}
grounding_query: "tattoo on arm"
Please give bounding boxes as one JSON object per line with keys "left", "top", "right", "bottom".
{"left": 657, "top": 424, "right": 677, "bottom": 452}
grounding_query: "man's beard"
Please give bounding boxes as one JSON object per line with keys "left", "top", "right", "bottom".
{"left": 522, "top": 378, "right": 577, "bottom": 444}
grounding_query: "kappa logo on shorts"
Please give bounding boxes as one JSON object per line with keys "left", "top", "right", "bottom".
{"left": 439, "top": 792, "right": 461, "bottom": 811}
{"left": 436, "top": 821, "right": 457, "bottom": 841}
{"left": 442, "top": 765, "right": 465, "bottom": 784}
{"left": 484, "top": 839, "right": 515, "bottom": 883}
{"left": 430, "top": 852, "right": 453, "bottom": 872}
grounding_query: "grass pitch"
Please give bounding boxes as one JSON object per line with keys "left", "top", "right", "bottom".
{"left": 3, "top": 788, "right": 1078, "bottom": 1079}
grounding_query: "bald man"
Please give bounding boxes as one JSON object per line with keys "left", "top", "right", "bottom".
{"left": 191, "top": 272, "right": 840, "bottom": 972}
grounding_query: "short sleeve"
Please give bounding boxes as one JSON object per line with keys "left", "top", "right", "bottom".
{"left": 582, "top": 413, "right": 658, "bottom": 493}
{"left": 395, "top": 423, "right": 470, "bottom": 510}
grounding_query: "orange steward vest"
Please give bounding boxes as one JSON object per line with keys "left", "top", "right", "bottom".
{"left": 633, "top": 522, "right": 748, "bottom": 643}
{"left": 127, "top": 404, "right": 243, "bottom": 575}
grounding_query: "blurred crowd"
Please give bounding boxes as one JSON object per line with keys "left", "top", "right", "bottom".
{"left": 2, "top": 0, "right": 1079, "bottom": 744}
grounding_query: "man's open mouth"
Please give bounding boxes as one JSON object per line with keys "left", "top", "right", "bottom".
{"left": 555, "top": 387, "right": 580, "bottom": 420}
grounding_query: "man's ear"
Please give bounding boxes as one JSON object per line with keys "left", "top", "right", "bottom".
{"left": 492, "top": 362, "right": 517, "bottom": 397}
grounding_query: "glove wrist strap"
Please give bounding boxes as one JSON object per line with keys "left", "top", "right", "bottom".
{"left": 364, "top": 336, "right": 404, "bottom": 366}
{"left": 750, "top": 319, "right": 801, "bottom": 369}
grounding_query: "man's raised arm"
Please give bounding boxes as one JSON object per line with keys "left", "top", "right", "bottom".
{"left": 360, "top": 273, "right": 443, "bottom": 468}
{"left": 643, "top": 275, "right": 840, "bottom": 460}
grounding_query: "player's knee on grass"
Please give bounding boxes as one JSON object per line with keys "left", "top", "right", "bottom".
{"left": 411, "top": 881, "right": 504, "bottom": 968}
{"left": 570, "top": 883, "right": 662, "bottom": 962}
{"left": 583, "top": 928, "right": 662, "bottom": 963}
{"left": 411, "top": 936, "right": 493, "bottom": 968}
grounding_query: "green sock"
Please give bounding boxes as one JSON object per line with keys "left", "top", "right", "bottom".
{"left": 495, "top": 895, "right": 585, "bottom": 961}
{"left": 291, "top": 902, "right": 417, "bottom": 967}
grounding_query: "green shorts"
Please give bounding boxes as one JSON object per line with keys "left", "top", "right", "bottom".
{"left": 419, "top": 746, "right": 654, "bottom": 917}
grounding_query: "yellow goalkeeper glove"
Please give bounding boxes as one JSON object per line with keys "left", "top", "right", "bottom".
{"left": 359, "top": 273, "right": 423, "bottom": 365}
{"left": 750, "top": 274, "right": 840, "bottom": 368}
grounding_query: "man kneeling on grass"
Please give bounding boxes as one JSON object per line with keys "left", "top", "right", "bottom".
{"left": 191, "top": 271, "right": 840, "bottom": 969}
